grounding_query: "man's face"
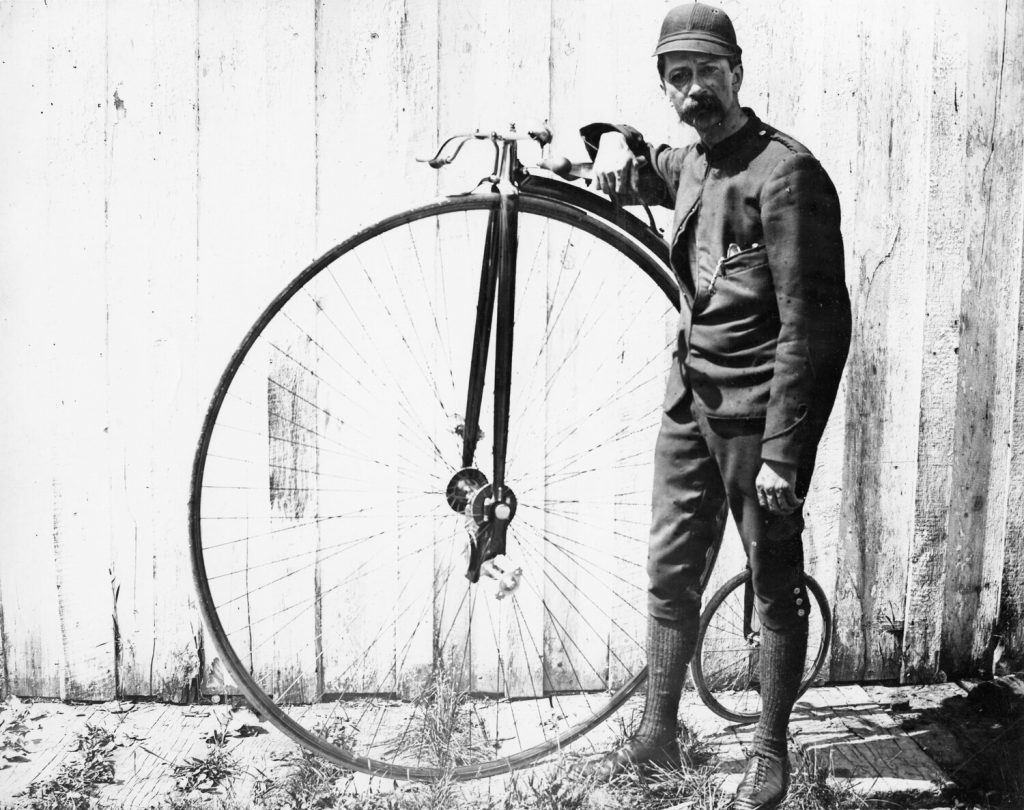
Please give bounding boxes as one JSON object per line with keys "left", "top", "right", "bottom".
{"left": 660, "top": 52, "right": 742, "bottom": 130}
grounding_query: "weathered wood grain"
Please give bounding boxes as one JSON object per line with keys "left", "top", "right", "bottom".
{"left": 832, "top": 0, "right": 932, "bottom": 682}
{"left": 4, "top": 0, "right": 1024, "bottom": 700}
{"left": 312, "top": 0, "right": 441, "bottom": 699}
{"left": 791, "top": 685, "right": 950, "bottom": 798}
{"left": 1002, "top": 271, "right": 1024, "bottom": 671}
{"left": 0, "top": 1, "right": 65, "bottom": 699}
{"left": 194, "top": 0, "right": 318, "bottom": 700}
{"left": 900, "top": 0, "right": 970, "bottom": 684}
{"left": 102, "top": 0, "right": 204, "bottom": 701}
{"left": 43, "top": 0, "right": 119, "bottom": 701}
{"left": 941, "top": 0, "right": 1024, "bottom": 675}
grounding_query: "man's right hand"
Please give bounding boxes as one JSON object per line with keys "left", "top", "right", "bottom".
{"left": 592, "top": 131, "right": 647, "bottom": 196}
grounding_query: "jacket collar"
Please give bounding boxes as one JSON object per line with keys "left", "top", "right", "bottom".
{"left": 695, "top": 108, "right": 762, "bottom": 162}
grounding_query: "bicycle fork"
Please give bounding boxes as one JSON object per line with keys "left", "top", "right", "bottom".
{"left": 444, "top": 138, "right": 522, "bottom": 586}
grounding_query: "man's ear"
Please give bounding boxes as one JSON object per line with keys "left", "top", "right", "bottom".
{"left": 732, "top": 63, "right": 744, "bottom": 92}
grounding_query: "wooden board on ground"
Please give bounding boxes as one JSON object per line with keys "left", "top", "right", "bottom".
{"left": 0, "top": 702, "right": 103, "bottom": 799}
{"left": 790, "top": 685, "right": 951, "bottom": 799}
{"left": 0, "top": 686, "right": 957, "bottom": 806}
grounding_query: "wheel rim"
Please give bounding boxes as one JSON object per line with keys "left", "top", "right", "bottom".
{"left": 694, "top": 572, "right": 831, "bottom": 724}
{"left": 190, "top": 193, "right": 676, "bottom": 779}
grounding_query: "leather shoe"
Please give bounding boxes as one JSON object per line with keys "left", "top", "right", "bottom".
{"left": 580, "top": 736, "right": 681, "bottom": 782}
{"left": 732, "top": 752, "right": 791, "bottom": 810}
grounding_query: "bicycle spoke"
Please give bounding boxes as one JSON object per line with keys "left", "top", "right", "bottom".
{"left": 192, "top": 192, "right": 676, "bottom": 779}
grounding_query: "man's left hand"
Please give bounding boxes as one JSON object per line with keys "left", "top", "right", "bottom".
{"left": 755, "top": 460, "right": 802, "bottom": 515}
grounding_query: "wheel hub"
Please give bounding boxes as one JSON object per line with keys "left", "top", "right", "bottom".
{"left": 445, "top": 468, "right": 518, "bottom": 525}
{"left": 445, "top": 467, "right": 489, "bottom": 514}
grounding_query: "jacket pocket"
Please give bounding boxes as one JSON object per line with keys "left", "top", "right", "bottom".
{"left": 719, "top": 243, "right": 769, "bottom": 275}
{"left": 703, "top": 244, "right": 773, "bottom": 320}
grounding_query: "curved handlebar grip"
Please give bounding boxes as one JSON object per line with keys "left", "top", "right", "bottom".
{"left": 538, "top": 156, "right": 573, "bottom": 177}
{"left": 538, "top": 156, "right": 593, "bottom": 181}
{"left": 527, "top": 126, "right": 553, "bottom": 146}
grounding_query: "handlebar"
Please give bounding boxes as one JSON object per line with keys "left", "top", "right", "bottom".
{"left": 418, "top": 125, "right": 553, "bottom": 168}
{"left": 418, "top": 126, "right": 658, "bottom": 232}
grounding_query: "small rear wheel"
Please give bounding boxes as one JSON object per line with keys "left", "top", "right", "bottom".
{"left": 691, "top": 570, "right": 832, "bottom": 724}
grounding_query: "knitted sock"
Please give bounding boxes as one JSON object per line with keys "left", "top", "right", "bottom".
{"left": 635, "top": 614, "right": 699, "bottom": 744}
{"left": 753, "top": 622, "right": 808, "bottom": 759}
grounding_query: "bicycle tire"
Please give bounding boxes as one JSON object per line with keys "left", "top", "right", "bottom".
{"left": 190, "top": 185, "right": 676, "bottom": 780}
{"left": 691, "top": 570, "right": 832, "bottom": 724}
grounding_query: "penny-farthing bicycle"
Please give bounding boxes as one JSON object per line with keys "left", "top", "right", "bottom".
{"left": 189, "top": 126, "right": 831, "bottom": 782}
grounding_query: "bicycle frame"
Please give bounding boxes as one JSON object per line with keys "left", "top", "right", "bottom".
{"left": 427, "top": 129, "right": 677, "bottom": 584}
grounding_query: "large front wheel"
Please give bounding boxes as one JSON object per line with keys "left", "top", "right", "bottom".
{"left": 189, "top": 188, "right": 677, "bottom": 780}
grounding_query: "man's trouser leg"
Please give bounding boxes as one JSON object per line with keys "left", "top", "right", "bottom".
{"left": 640, "top": 396, "right": 728, "bottom": 744}
{"left": 692, "top": 410, "right": 814, "bottom": 762}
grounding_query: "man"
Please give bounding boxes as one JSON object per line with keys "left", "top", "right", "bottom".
{"left": 580, "top": 4, "right": 851, "bottom": 809}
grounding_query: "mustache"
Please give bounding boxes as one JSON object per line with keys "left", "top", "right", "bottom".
{"left": 682, "top": 94, "right": 722, "bottom": 112}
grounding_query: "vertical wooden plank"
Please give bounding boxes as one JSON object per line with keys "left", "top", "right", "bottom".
{"left": 196, "top": 0, "right": 317, "bottom": 698}
{"left": 44, "top": 0, "right": 118, "bottom": 700}
{"left": 1002, "top": 232, "right": 1024, "bottom": 671}
{"left": 547, "top": 0, "right": 677, "bottom": 694}
{"left": 313, "top": 0, "right": 440, "bottom": 699}
{"left": 314, "top": 0, "right": 440, "bottom": 250}
{"left": 263, "top": 302, "right": 321, "bottom": 703}
{"left": 832, "top": 0, "right": 931, "bottom": 682}
{"left": 0, "top": 2, "right": 65, "bottom": 697}
{"left": 941, "top": 0, "right": 1024, "bottom": 676}
{"left": 900, "top": 0, "right": 969, "bottom": 683}
{"left": 103, "top": 0, "right": 202, "bottom": 699}
{"left": 436, "top": 0, "right": 552, "bottom": 695}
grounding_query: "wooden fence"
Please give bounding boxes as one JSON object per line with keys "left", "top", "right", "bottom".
{"left": 0, "top": 0, "right": 1022, "bottom": 700}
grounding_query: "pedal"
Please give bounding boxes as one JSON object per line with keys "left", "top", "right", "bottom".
{"left": 481, "top": 556, "right": 523, "bottom": 600}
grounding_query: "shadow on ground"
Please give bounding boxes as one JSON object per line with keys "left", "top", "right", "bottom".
{"left": 895, "top": 675, "right": 1024, "bottom": 809}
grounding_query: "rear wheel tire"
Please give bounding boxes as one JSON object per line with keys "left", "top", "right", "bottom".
{"left": 691, "top": 570, "right": 832, "bottom": 724}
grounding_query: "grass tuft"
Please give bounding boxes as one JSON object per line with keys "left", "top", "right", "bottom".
{"left": 253, "top": 718, "right": 358, "bottom": 809}
{"left": 173, "top": 723, "right": 238, "bottom": 797}
{"left": 497, "top": 756, "right": 595, "bottom": 810}
{"left": 781, "top": 752, "right": 865, "bottom": 810}
{"left": 158, "top": 798, "right": 251, "bottom": 810}
{"left": 23, "top": 722, "right": 118, "bottom": 810}
{"left": 385, "top": 667, "right": 493, "bottom": 769}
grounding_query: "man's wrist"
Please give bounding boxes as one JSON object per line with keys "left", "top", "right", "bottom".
{"left": 763, "top": 458, "right": 797, "bottom": 485}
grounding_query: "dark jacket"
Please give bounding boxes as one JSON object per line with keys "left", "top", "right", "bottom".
{"left": 581, "top": 110, "right": 851, "bottom": 467}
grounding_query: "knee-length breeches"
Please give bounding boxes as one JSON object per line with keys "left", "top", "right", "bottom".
{"left": 647, "top": 394, "right": 814, "bottom": 632}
